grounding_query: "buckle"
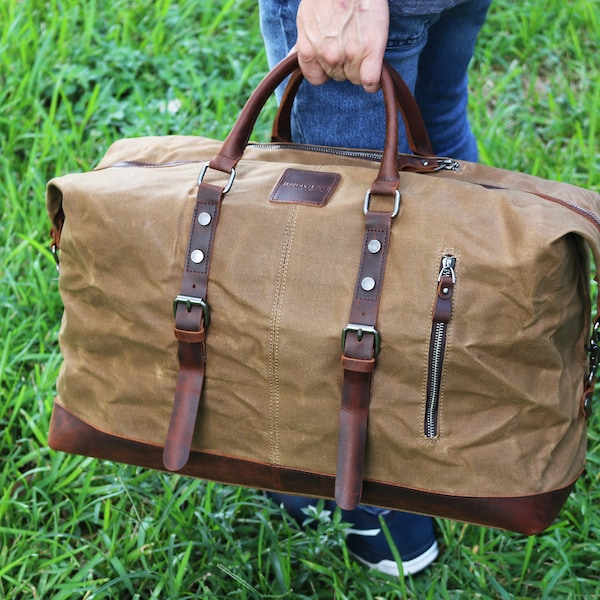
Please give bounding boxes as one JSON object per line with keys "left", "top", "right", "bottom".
{"left": 198, "top": 164, "right": 236, "bottom": 194}
{"left": 173, "top": 295, "right": 210, "bottom": 328}
{"left": 363, "top": 189, "right": 400, "bottom": 218}
{"left": 342, "top": 324, "right": 381, "bottom": 356}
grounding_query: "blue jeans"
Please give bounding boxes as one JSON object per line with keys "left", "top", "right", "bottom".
{"left": 259, "top": 0, "right": 491, "bottom": 161}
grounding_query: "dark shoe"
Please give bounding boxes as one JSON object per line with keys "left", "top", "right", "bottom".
{"left": 341, "top": 505, "right": 438, "bottom": 576}
{"left": 266, "top": 492, "right": 438, "bottom": 576}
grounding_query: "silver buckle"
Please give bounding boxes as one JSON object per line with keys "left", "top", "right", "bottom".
{"left": 173, "top": 295, "right": 210, "bottom": 327}
{"left": 342, "top": 324, "right": 381, "bottom": 356}
{"left": 198, "top": 164, "right": 236, "bottom": 194}
{"left": 363, "top": 189, "right": 400, "bottom": 218}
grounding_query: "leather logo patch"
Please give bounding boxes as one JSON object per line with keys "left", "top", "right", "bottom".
{"left": 270, "top": 168, "right": 340, "bottom": 207}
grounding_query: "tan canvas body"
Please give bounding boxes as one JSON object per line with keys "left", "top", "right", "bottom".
{"left": 47, "top": 133, "right": 600, "bottom": 504}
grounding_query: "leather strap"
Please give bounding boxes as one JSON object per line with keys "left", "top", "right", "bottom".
{"left": 337, "top": 209, "right": 395, "bottom": 510}
{"left": 208, "top": 53, "right": 401, "bottom": 189}
{"left": 164, "top": 181, "right": 223, "bottom": 471}
{"left": 272, "top": 61, "right": 434, "bottom": 157}
{"left": 335, "top": 67, "right": 400, "bottom": 510}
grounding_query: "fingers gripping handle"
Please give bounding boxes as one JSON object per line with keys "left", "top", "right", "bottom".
{"left": 272, "top": 60, "right": 434, "bottom": 157}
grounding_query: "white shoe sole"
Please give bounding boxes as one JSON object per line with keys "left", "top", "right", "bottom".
{"left": 350, "top": 540, "right": 439, "bottom": 577}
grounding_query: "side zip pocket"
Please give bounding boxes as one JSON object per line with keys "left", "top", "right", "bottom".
{"left": 425, "top": 255, "right": 456, "bottom": 438}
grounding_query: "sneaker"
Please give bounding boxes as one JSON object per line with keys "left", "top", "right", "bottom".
{"left": 341, "top": 505, "right": 438, "bottom": 577}
{"left": 266, "top": 492, "right": 438, "bottom": 577}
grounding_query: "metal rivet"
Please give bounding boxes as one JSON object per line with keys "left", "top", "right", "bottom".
{"left": 361, "top": 277, "right": 376, "bottom": 292}
{"left": 442, "top": 287, "right": 450, "bottom": 295}
{"left": 198, "top": 212, "right": 211, "bottom": 226}
{"left": 190, "top": 249, "right": 204, "bottom": 264}
{"left": 367, "top": 239, "right": 382, "bottom": 254}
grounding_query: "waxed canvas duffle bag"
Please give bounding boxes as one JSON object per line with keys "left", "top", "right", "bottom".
{"left": 46, "top": 54, "right": 600, "bottom": 535}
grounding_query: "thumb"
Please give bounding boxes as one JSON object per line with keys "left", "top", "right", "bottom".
{"left": 359, "top": 54, "right": 383, "bottom": 93}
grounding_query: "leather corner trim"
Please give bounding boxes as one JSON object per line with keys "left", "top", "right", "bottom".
{"left": 48, "top": 402, "right": 578, "bottom": 536}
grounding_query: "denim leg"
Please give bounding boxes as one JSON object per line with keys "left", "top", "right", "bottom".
{"left": 414, "top": 0, "right": 492, "bottom": 160}
{"left": 259, "top": 0, "right": 299, "bottom": 91}
{"left": 259, "top": 0, "right": 435, "bottom": 151}
{"left": 259, "top": 0, "right": 490, "bottom": 157}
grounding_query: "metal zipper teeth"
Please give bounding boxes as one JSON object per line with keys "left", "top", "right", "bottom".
{"left": 107, "top": 159, "right": 204, "bottom": 169}
{"left": 104, "top": 146, "right": 462, "bottom": 171}
{"left": 425, "top": 256, "right": 456, "bottom": 439}
{"left": 426, "top": 322, "right": 446, "bottom": 438}
{"left": 548, "top": 197, "right": 600, "bottom": 232}
{"left": 250, "top": 143, "right": 462, "bottom": 171}
{"left": 249, "top": 142, "right": 385, "bottom": 162}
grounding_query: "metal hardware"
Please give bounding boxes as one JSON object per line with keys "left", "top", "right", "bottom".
{"left": 367, "top": 239, "right": 382, "bottom": 254}
{"left": 51, "top": 244, "right": 60, "bottom": 270}
{"left": 425, "top": 254, "right": 458, "bottom": 438}
{"left": 438, "top": 255, "right": 457, "bottom": 283}
{"left": 342, "top": 324, "right": 381, "bottom": 356}
{"left": 361, "top": 277, "right": 376, "bottom": 292}
{"left": 173, "top": 295, "right": 210, "bottom": 327}
{"left": 190, "top": 249, "right": 205, "bottom": 264}
{"left": 583, "top": 393, "right": 593, "bottom": 418}
{"left": 197, "top": 212, "right": 212, "bottom": 226}
{"left": 434, "top": 158, "right": 461, "bottom": 172}
{"left": 197, "top": 164, "right": 236, "bottom": 193}
{"left": 363, "top": 189, "right": 400, "bottom": 218}
{"left": 249, "top": 142, "right": 384, "bottom": 162}
{"left": 586, "top": 320, "right": 600, "bottom": 386}
{"left": 426, "top": 321, "right": 446, "bottom": 438}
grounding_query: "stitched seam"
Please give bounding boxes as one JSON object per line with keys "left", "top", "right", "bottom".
{"left": 268, "top": 205, "right": 298, "bottom": 466}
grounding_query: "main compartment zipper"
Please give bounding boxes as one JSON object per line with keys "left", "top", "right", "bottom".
{"left": 249, "top": 143, "right": 461, "bottom": 171}
{"left": 425, "top": 255, "right": 457, "bottom": 438}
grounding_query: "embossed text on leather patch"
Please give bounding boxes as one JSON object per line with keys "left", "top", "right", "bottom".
{"left": 270, "top": 168, "right": 340, "bottom": 207}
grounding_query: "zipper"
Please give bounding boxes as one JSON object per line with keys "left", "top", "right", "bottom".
{"left": 106, "top": 159, "right": 203, "bottom": 169}
{"left": 249, "top": 142, "right": 385, "bottom": 162}
{"left": 103, "top": 145, "right": 462, "bottom": 172}
{"left": 425, "top": 255, "right": 457, "bottom": 438}
{"left": 248, "top": 142, "right": 461, "bottom": 171}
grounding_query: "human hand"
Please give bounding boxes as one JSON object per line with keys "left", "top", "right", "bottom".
{"left": 293, "top": 0, "right": 389, "bottom": 92}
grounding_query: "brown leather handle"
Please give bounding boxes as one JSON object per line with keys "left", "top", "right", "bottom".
{"left": 272, "top": 61, "right": 434, "bottom": 157}
{"left": 209, "top": 53, "right": 401, "bottom": 195}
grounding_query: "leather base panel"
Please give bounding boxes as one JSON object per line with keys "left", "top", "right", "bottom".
{"left": 48, "top": 403, "right": 577, "bottom": 536}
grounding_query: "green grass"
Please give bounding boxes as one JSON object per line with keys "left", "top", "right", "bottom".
{"left": 1, "top": 0, "right": 599, "bottom": 597}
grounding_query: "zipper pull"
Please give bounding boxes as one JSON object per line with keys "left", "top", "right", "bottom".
{"left": 434, "top": 158, "right": 461, "bottom": 172}
{"left": 438, "top": 256, "right": 456, "bottom": 283}
{"left": 434, "top": 256, "right": 456, "bottom": 323}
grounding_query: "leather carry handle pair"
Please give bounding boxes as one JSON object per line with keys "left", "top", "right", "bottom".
{"left": 208, "top": 52, "right": 424, "bottom": 196}
{"left": 271, "top": 63, "right": 434, "bottom": 157}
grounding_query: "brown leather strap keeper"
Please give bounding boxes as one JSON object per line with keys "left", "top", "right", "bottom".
{"left": 174, "top": 327, "right": 206, "bottom": 344}
{"left": 341, "top": 356, "right": 376, "bottom": 373}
